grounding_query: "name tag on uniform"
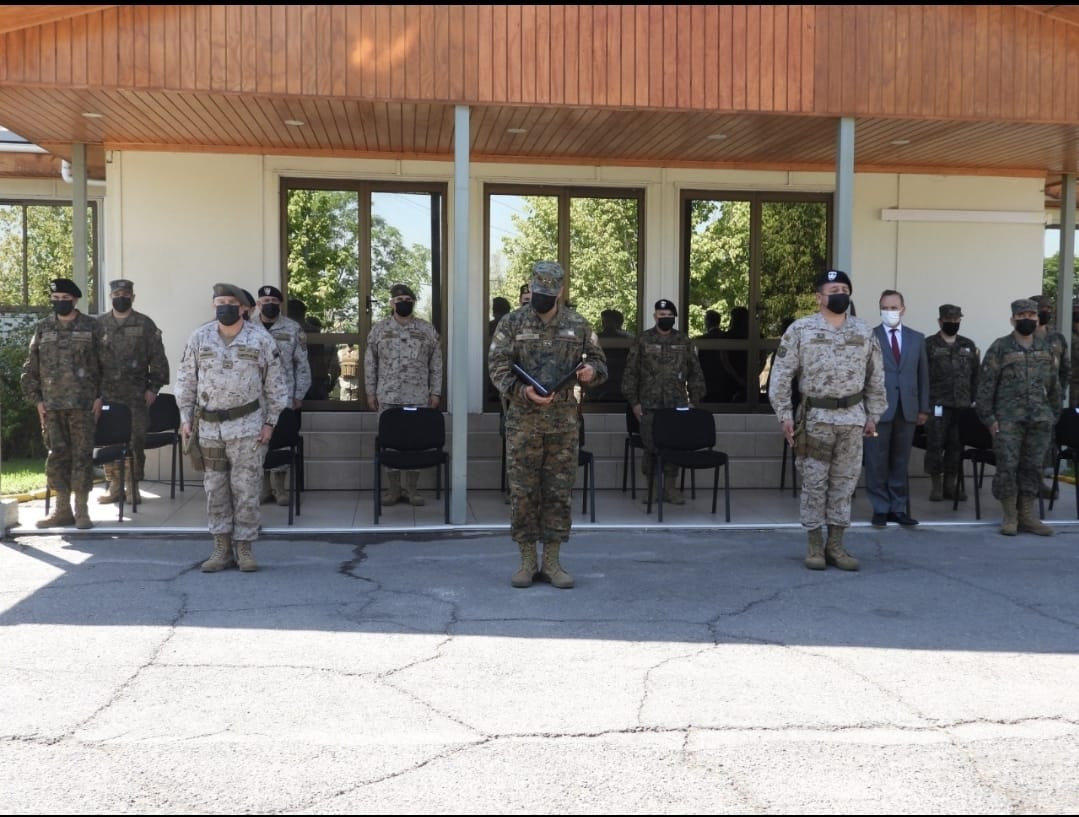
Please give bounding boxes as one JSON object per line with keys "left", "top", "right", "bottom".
{"left": 237, "top": 347, "right": 259, "bottom": 361}
{"left": 959, "top": 348, "right": 971, "bottom": 355}
{"left": 559, "top": 329, "right": 577, "bottom": 338}
{"left": 515, "top": 332, "right": 540, "bottom": 341}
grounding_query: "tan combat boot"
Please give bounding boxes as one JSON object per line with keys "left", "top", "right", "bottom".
{"left": 97, "top": 462, "right": 124, "bottom": 504}
{"left": 74, "top": 493, "right": 93, "bottom": 530}
{"left": 381, "top": 470, "right": 403, "bottom": 506}
{"left": 1017, "top": 495, "right": 1053, "bottom": 536}
{"left": 270, "top": 469, "right": 290, "bottom": 506}
{"left": 510, "top": 542, "right": 539, "bottom": 588}
{"left": 201, "top": 534, "right": 236, "bottom": 572}
{"left": 999, "top": 495, "right": 1018, "bottom": 536}
{"left": 403, "top": 471, "right": 426, "bottom": 506}
{"left": 929, "top": 473, "right": 943, "bottom": 502}
{"left": 36, "top": 492, "right": 75, "bottom": 528}
{"left": 538, "top": 542, "right": 574, "bottom": 589}
{"left": 663, "top": 475, "right": 685, "bottom": 505}
{"left": 805, "top": 528, "right": 826, "bottom": 570}
{"left": 235, "top": 540, "right": 259, "bottom": 572}
{"left": 824, "top": 525, "right": 859, "bottom": 571}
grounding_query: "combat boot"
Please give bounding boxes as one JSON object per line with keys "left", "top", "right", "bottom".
{"left": 663, "top": 474, "right": 685, "bottom": 505}
{"left": 1017, "top": 495, "right": 1053, "bottom": 536}
{"left": 201, "top": 534, "right": 236, "bottom": 572}
{"left": 999, "top": 495, "right": 1018, "bottom": 536}
{"left": 74, "top": 494, "right": 93, "bottom": 530}
{"left": 36, "top": 492, "right": 75, "bottom": 528}
{"left": 403, "top": 471, "right": 426, "bottom": 506}
{"left": 929, "top": 473, "right": 943, "bottom": 502}
{"left": 381, "top": 470, "right": 403, "bottom": 506}
{"left": 510, "top": 542, "right": 539, "bottom": 588}
{"left": 538, "top": 542, "right": 574, "bottom": 589}
{"left": 805, "top": 528, "right": 826, "bottom": 570}
{"left": 270, "top": 469, "right": 290, "bottom": 506}
{"left": 235, "top": 540, "right": 259, "bottom": 572}
{"left": 97, "top": 462, "right": 124, "bottom": 504}
{"left": 824, "top": 525, "right": 859, "bottom": 571}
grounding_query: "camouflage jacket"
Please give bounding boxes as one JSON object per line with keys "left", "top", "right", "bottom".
{"left": 621, "top": 327, "right": 706, "bottom": 409}
{"left": 257, "top": 314, "right": 312, "bottom": 403}
{"left": 364, "top": 315, "right": 442, "bottom": 405}
{"left": 925, "top": 332, "right": 979, "bottom": 408}
{"left": 976, "top": 332, "right": 1061, "bottom": 426}
{"left": 768, "top": 311, "right": 887, "bottom": 427}
{"left": 175, "top": 320, "right": 288, "bottom": 443}
{"left": 1041, "top": 328, "right": 1070, "bottom": 395}
{"left": 97, "top": 310, "right": 170, "bottom": 402}
{"left": 21, "top": 311, "right": 105, "bottom": 410}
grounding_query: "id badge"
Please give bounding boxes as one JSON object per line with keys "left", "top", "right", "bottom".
{"left": 934, "top": 405, "right": 943, "bottom": 417}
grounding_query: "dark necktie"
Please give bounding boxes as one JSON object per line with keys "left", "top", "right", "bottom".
{"left": 890, "top": 328, "right": 901, "bottom": 364}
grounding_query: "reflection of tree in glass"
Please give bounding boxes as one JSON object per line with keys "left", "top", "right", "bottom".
{"left": 0, "top": 204, "right": 94, "bottom": 307}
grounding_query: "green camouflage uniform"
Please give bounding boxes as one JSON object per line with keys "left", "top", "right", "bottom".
{"left": 621, "top": 326, "right": 706, "bottom": 479}
{"left": 1040, "top": 327, "right": 1069, "bottom": 471}
{"left": 21, "top": 312, "right": 105, "bottom": 495}
{"left": 768, "top": 312, "right": 887, "bottom": 529}
{"left": 923, "top": 333, "right": 979, "bottom": 476}
{"left": 488, "top": 304, "right": 607, "bottom": 547}
{"left": 976, "top": 333, "right": 1061, "bottom": 500}
{"left": 98, "top": 310, "right": 170, "bottom": 479}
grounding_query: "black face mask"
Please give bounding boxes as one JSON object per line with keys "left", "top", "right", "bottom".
{"left": 1014, "top": 318, "right": 1037, "bottom": 336}
{"left": 1038, "top": 311, "right": 1051, "bottom": 326}
{"left": 112, "top": 296, "right": 132, "bottom": 313}
{"left": 394, "top": 300, "right": 414, "bottom": 318}
{"left": 530, "top": 293, "right": 557, "bottom": 314}
{"left": 216, "top": 304, "right": 241, "bottom": 326}
{"left": 941, "top": 322, "right": 960, "bottom": 337}
{"left": 656, "top": 317, "right": 676, "bottom": 332}
{"left": 260, "top": 303, "right": 280, "bottom": 320}
{"left": 825, "top": 293, "right": 850, "bottom": 315}
{"left": 51, "top": 299, "right": 75, "bottom": 316}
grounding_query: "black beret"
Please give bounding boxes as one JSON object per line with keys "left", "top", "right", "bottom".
{"left": 258, "top": 285, "right": 283, "bottom": 301}
{"left": 814, "top": 269, "right": 852, "bottom": 291}
{"left": 520, "top": 284, "right": 530, "bottom": 295}
{"left": 390, "top": 283, "right": 416, "bottom": 299}
{"left": 654, "top": 299, "right": 677, "bottom": 316}
{"left": 50, "top": 278, "right": 81, "bottom": 298}
{"left": 240, "top": 288, "right": 256, "bottom": 307}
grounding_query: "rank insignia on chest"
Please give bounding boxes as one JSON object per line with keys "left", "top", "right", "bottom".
{"left": 559, "top": 329, "right": 577, "bottom": 338}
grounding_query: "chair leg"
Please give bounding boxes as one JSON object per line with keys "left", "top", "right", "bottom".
{"left": 373, "top": 460, "right": 380, "bottom": 524}
{"left": 657, "top": 460, "right": 665, "bottom": 523}
{"left": 169, "top": 442, "right": 177, "bottom": 499}
{"left": 178, "top": 440, "right": 185, "bottom": 492}
{"left": 287, "top": 459, "right": 295, "bottom": 526}
{"left": 723, "top": 462, "right": 731, "bottom": 522}
{"left": 589, "top": 461, "right": 596, "bottom": 523}
{"left": 116, "top": 457, "right": 126, "bottom": 523}
{"left": 629, "top": 445, "right": 637, "bottom": 499}
{"left": 622, "top": 439, "right": 629, "bottom": 494}
{"left": 443, "top": 462, "right": 450, "bottom": 524}
{"left": 973, "top": 461, "right": 982, "bottom": 520}
{"left": 711, "top": 465, "right": 719, "bottom": 514}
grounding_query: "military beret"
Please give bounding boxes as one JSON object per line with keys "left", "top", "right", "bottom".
{"left": 1011, "top": 298, "right": 1038, "bottom": 315}
{"left": 240, "top": 288, "right": 256, "bottom": 308}
{"left": 49, "top": 278, "right": 81, "bottom": 298}
{"left": 813, "top": 269, "right": 852, "bottom": 291}
{"left": 938, "top": 304, "right": 963, "bottom": 319}
{"left": 531, "top": 260, "right": 564, "bottom": 296}
{"left": 1030, "top": 294, "right": 1054, "bottom": 309}
{"left": 654, "top": 299, "right": 678, "bottom": 316}
{"left": 390, "top": 283, "right": 416, "bottom": 299}
{"left": 109, "top": 279, "right": 133, "bottom": 293}
{"left": 258, "top": 285, "right": 283, "bottom": 301}
{"left": 212, "top": 282, "right": 247, "bottom": 302}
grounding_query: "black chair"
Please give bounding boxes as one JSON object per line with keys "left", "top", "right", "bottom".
{"left": 143, "top": 392, "right": 183, "bottom": 498}
{"left": 622, "top": 404, "right": 644, "bottom": 498}
{"left": 373, "top": 406, "right": 450, "bottom": 524}
{"left": 46, "top": 402, "right": 134, "bottom": 522}
{"left": 955, "top": 406, "right": 1044, "bottom": 520}
{"left": 646, "top": 406, "right": 730, "bottom": 523}
{"left": 578, "top": 412, "right": 596, "bottom": 522}
{"left": 263, "top": 407, "right": 302, "bottom": 525}
{"left": 779, "top": 439, "right": 797, "bottom": 496}
{"left": 1050, "top": 406, "right": 1079, "bottom": 518}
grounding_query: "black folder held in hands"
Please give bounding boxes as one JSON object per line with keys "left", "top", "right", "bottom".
{"left": 512, "top": 361, "right": 585, "bottom": 397}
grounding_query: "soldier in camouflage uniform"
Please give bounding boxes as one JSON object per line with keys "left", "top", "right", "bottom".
{"left": 1071, "top": 297, "right": 1079, "bottom": 408}
{"left": 975, "top": 298, "right": 1060, "bottom": 537}
{"left": 21, "top": 278, "right": 105, "bottom": 530}
{"left": 1031, "top": 294, "right": 1069, "bottom": 498}
{"left": 365, "top": 283, "right": 443, "bottom": 506}
{"left": 176, "top": 283, "right": 288, "bottom": 572}
{"left": 923, "top": 304, "right": 979, "bottom": 502}
{"left": 97, "top": 279, "right": 170, "bottom": 506}
{"left": 255, "top": 284, "right": 312, "bottom": 505}
{"left": 622, "top": 298, "right": 706, "bottom": 505}
{"left": 768, "top": 269, "right": 887, "bottom": 571}
{"left": 488, "top": 260, "right": 607, "bottom": 589}
{"left": 338, "top": 344, "right": 360, "bottom": 400}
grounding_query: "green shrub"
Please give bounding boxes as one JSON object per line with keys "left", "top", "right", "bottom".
{"left": 0, "top": 319, "right": 46, "bottom": 460}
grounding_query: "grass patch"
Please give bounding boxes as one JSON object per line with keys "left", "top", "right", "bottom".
{"left": 1, "top": 458, "right": 47, "bottom": 496}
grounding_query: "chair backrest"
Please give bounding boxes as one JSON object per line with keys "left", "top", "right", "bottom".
{"left": 625, "top": 403, "right": 641, "bottom": 436}
{"left": 267, "top": 407, "right": 301, "bottom": 450}
{"left": 377, "top": 406, "right": 445, "bottom": 451}
{"left": 652, "top": 406, "right": 716, "bottom": 452}
{"left": 957, "top": 406, "right": 992, "bottom": 449}
{"left": 1056, "top": 406, "right": 1079, "bottom": 448}
{"left": 95, "top": 403, "right": 132, "bottom": 447}
{"left": 147, "top": 392, "right": 180, "bottom": 433}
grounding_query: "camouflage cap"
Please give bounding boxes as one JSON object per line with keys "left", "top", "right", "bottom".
{"left": 109, "top": 279, "right": 134, "bottom": 292}
{"left": 1030, "top": 294, "right": 1054, "bottom": 309}
{"left": 212, "top": 282, "right": 247, "bottom": 302}
{"left": 258, "top": 285, "right": 283, "bottom": 301}
{"left": 531, "top": 260, "right": 564, "bottom": 296}
{"left": 938, "top": 304, "right": 963, "bottom": 319}
{"left": 49, "top": 278, "right": 81, "bottom": 298}
{"left": 1011, "top": 298, "right": 1038, "bottom": 315}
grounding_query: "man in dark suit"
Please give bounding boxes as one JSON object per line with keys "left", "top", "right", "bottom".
{"left": 865, "top": 289, "right": 929, "bottom": 527}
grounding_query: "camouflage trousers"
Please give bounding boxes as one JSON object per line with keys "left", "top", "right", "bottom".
{"left": 923, "top": 408, "right": 963, "bottom": 475}
{"left": 796, "top": 420, "right": 864, "bottom": 529}
{"left": 42, "top": 408, "right": 96, "bottom": 494}
{"left": 639, "top": 409, "right": 680, "bottom": 479}
{"left": 505, "top": 405, "right": 578, "bottom": 546}
{"left": 200, "top": 437, "right": 267, "bottom": 542}
{"left": 103, "top": 392, "right": 150, "bottom": 479}
{"left": 991, "top": 419, "right": 1052, "bottom": 499}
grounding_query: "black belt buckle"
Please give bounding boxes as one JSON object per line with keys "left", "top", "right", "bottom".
{"left": 835, "top": 395, "right": 851, "bottom": 409}
{"left": 217, "top": 407, "right": 232, "bottom": 420}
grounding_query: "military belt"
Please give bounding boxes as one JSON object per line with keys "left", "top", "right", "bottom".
{"left": 200, "top": 399, "right": 260, "bottom": 422}
{"left": 804, "top": 391, "right": 863, "bottom": 410}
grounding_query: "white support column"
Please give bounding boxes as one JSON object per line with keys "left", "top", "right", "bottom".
{"left": 450, "top": 106, "right": 471, "bottom": 524}
{"left": 71, "top": 143, "right": 89, "bottom": 298}
{"left": 1059, "top": 175, "right": 1075, "bottom": 361}
{"left": 833, "top": 118, "right": 854, "bottom": 275}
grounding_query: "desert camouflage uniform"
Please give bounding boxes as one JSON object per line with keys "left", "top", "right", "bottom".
{"left": 175, "top": 321, "right": 288, "bottom": 542}
{"left": 976, "top": 333, "right": 1060, "bottom": 500}
{"left": 488, "top": 304, "right": 607, "bottom": 547}
{"left": 364, "top": 314, "right": 442, "bottom": 409}
{"left": 768, "top": 312, "right": 887, "bottom": 529}
{"left": 21, "top": 311, "right": 105, "bottom": 495}
{"left": 258, "top": 314, "right": 311, "bottom": 405}
{"left": 923, "top": 333, "right": 979, "bottom": 476}
{"left": 622, "top": 327, "right": 706, "bottom": 480}
{"left": 98, "top": 310, "right": 170, "bottom": 479}
{"left": 338, "top": 345, "right": 360, "bottom": 400}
